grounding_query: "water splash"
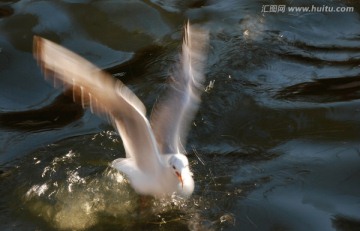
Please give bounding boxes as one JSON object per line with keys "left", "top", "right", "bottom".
{"left": 24, "top": 167, "right": 138, "bottom": 230}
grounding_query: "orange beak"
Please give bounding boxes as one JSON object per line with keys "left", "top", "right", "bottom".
{"left": 175, "top": 171, "right": 183, "bottom": 188}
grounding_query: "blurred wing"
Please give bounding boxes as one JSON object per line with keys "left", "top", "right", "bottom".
{"left": 33, "top": 36, "right": 160, "bottom": 174}
{"left": 150, "top": 23, "right": 209, "bottom": 154}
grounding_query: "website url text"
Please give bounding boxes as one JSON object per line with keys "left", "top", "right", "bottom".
{"left": 261, "top": 5, "right": 354, "bottom": 13}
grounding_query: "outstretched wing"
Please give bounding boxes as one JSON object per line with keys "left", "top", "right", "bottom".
{"left": 150, "top": 22, "right": 209, "bottom": 154}
{"left": 33, "top": 36, "right": 161, "bottom": 174}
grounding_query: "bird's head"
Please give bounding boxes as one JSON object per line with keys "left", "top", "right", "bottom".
{"left": 168, "top": 154, "right": 194, "bottom": 196}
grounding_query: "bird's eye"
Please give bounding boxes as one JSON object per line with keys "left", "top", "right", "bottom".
{"left": 172, "top": 165, "right": 176, "bottom": 169}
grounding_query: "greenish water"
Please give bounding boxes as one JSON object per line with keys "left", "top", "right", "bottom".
{"left": 1, "top": 0, "right": 360, "bottom": 230}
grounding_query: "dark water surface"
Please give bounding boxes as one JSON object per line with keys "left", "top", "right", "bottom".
{"left": 1, "top": 0, "right": 360, "bottom": 230}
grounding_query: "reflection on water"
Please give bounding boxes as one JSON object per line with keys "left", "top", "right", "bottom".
{"left": 1, "top": 0, "right": 360, "bottom": 230}
{"left": 0, "top": 93, "right": 83, "bottom": 132}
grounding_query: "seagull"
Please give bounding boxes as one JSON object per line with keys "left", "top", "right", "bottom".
{"left": 33, "top": 22, "right": 209, "bottom": 198}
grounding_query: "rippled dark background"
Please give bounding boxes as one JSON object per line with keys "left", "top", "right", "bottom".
{"left": 1, "top": 0, "right": 360, "bottom": 230}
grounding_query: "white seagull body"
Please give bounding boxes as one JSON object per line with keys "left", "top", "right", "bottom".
{"left": 33, "top": 23, "right": 208, "bottom": 198}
